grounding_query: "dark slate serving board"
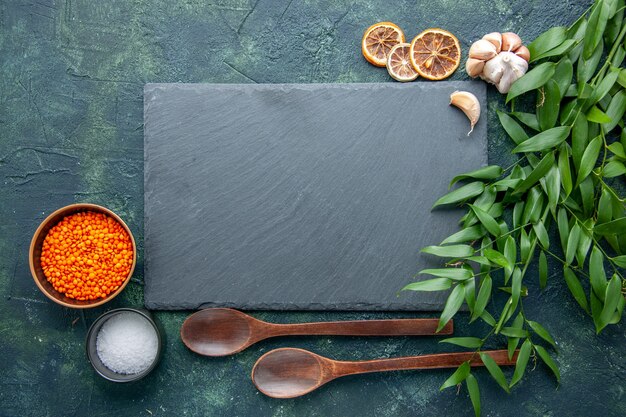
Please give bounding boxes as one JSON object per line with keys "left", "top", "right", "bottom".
{"left": 144, "top": 82, "right": 487, "bottom": 310}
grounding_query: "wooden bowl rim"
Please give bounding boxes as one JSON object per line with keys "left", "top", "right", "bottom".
{"left": 29, "top": 203, "right": 137, "bottom": 309}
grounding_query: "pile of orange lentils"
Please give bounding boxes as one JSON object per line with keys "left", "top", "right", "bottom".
{"left": 40, "top": 211, "right": 134, "bottom": 301}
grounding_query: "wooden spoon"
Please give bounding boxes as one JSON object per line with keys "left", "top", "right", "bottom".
{"left": 181, "top": 308, "right": 453, "bottom": 357}
{"left": 252, "top": 348, "right": 518, "bottom": 398}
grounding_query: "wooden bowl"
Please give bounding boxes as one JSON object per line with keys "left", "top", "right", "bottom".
{"left": 29, "top": 203, "right": 137, "bottom": 308}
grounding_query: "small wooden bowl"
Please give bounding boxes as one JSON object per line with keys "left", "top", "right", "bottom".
{"left": 29, "top": 203, "right": 137, "bottom": 308}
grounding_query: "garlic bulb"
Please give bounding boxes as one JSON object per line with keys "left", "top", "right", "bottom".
{"left": 465, "top": 31, "right": 530, "bottom": 94}
{"left": 481, "top": 52, "right": 528, "bottom": 94}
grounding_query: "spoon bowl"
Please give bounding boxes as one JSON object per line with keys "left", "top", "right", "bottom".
{"left": 181, "top": 308, "right": 254, "bottom": 356}
{"left": 252, "top": 348, "right": 326, "bottom": 398}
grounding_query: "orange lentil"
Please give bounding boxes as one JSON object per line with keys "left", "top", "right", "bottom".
{"left": 40, "top": 211, "right": 133, "bottom": 300}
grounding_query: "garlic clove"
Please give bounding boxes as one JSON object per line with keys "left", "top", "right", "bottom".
{"left": 515, "top": 45, "right": 530, "bottom": 62}
{"left": 481, "top": 53, "right": 504, "bottom": 85}
{"left": 465, "top": 58, "right": 485, "bottom": 78}
{"left": 496, "top": 51, "right": 529, "bottom": 93}
{"left": 501, "top": 32, "right": 522, "bottom": 52}
{"left": 450, "top": 91, "right": 481, "bottom": 135}
{"left": 482, "top": 32, "right": 502, "bottom": 53}
{"left": 469, "top": 39, "right": 497, "bottom": 61}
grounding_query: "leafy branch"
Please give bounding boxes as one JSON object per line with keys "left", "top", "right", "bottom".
{"left": 403, "top": 1, "right": 626, "bottom": 415}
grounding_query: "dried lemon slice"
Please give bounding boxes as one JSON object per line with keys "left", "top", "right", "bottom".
{"left": 409, "top": 28, "right": 461, "bottom": 80}
{"left": 362, "top": 22, "right": 405, "bottom": 67}
{"left": 386, "top": 43, "right": 419, "bottom": 82}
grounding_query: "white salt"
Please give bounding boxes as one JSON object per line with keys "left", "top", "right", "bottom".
{"left": 96, "top": 312, "right": 158, "bottom": 375}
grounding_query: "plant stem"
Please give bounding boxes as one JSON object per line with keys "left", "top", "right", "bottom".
{"left": 591, "top": 21, "right": 626, "bottom": 84}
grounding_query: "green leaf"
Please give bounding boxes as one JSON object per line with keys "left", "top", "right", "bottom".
{"left": 528, "top": 26, "right": 567, "bottom": 61}
{"left": 420, "top": 268, "right": 473, "bottom": 281}
{"left": 450, "top": 165, "right": 503, "bottom": 187}
{"left": 576, "top": 225, "right": 593, "bottom": 266}
{"left": 433, "top": 182, "right": 485, "bottom": 208}
{"left": 402, "top": 278, "right": 452, "bottom": 292}
{"left": 607, "top": 142, "right": 626, "bottom": 159}
{"left": 511, "top": 268, "right": 522, "bottom": 310}
{"left": 469, "top": 204, "right": 501, "bottom": 237}
{"left": 553, "top": 58, "right": 574, "bottom": 99}
{"left": 535, "top": 345, "right": 561, "bottom": 383}
{"left": 600, "top": 274, "right": 623, "bottom": 327}
{"left": 571, "top": 113, "right": 588, "bottom": 170}
{"left": 605, "top": 0, "right": 625, "bottom": 44}
{"left": 566, "top": 223, "right": 581, "bottom": 265}
{"left": 507, "top": 62, "right": 556, "bottom": 103}
{"left": 500, "top": 327, "right": 527, "bottom": 338}
{"left": 618, "top": 68, "right": 626, "bottom": 88}
{"left": 533, "top": 221, "right": 550, "bottom": 249}
{"left": 439, "top": 337, "right": 483, "bottom": 348}
{"left": 510, "top": 112, "right": 540, "bottom": 131}
{"left": 586, "top": 106, "right": 612, "bottom": 123}
{"left": 560, "top": 99, "right": 581, "bottom": 125}
{"left": 542, "top": 165, "right": 561, "bottom": 212}
{"left": 498, "top": 111, "right": 529, "bottom": 144}
{"left": 557, "top": 208, "right": 569, "bottom": 251}
{"left": 603, "top": 161, "right": 626, "bottom": 177}
{"left": 498, "top": 285, "right": 528, "bottom": 297}
{"left": 564, "top": 266, "right": 589, "bottom": 312}
{"left": 527, "top": 320, "right": 557, "bottom": 349}
{"left": 612, "top": 255, "right": 626, "bottom": 267}
{"left": 604, "top": 91, "right": 626, "bottom": 132}
{"left": 510, "top": 339, "right": 532, "bottom": 388}
{"left": 583, "top": 0, "right": 615, "bottom": 59}
{"left": 481, "top": 310, "right": 496, "bottom": 326}
{"left": 422, "top": 245, "right": 475, "bottom": 258}
{"left": 507, "top": 314, "right": 524, "bottom": 360}
{"left": 472, "top": 275, "right": 492, "bottom": 322}
{"left": 539, "top": 250, "right": 548, "bottom": 289}
{"left": 522, "top": 187, "right": 544, "bottom": 224}
{"left": 438, "top": 284, "right": 465, "bottom": 332}
{"left": 577, "top": 135, "right": 602, "bottom": 186}
{"left": 466, "top": 374, "right": 481, "bottom": 417}
{"left": 513, "top": 151, "right": 555, "bottom": 195}
{"left": 597, "top": 188, "right": 613, "bottom": 224}
{"left": 520, "top": 228, "right": 531, "bottom": 264}
{"left": 512, "top": 126, "right": 571, "bottom": 153}
{"left": 441, "top": 225, "right": 486, "bottom": 245}
{"left": 609, "top": 295, "right": 625, "bottom": 325}
{"left": 538, "top": 80, "right": 561, "bottom": 131}
{"left": 480, "top": 352, "right": 510, "bottom": 393}
{"left": 594, "top": 217, "right": 626, "bottom": 235}
{"left": 558, "top": 146, "right": 573, "bottom": 197}
{"left": 591, "top": 290, "right": 604, "bottom": 332}
{"left": 532, "top": 39, "right": 576, "bottom": 62}
{"left": 587, "top": 68, "right": 619, "bottom": 107}
{"left": 589, "top": 246, "right": 607, "bottom": 301}
{"left": 484, "top": 248, "right": 511, "bottom": 268}
{"left": 611, "top": 43, "right": 626, "bottom": 66}
{"left": 579, "top": 176, "right": 595, "bottom": 218}
{"left": 568, "top": 13, "right": 588, "bottom": 41}
{"left": 466, "top": 256, "right": 492, "bottom": 266}
{"left": 464, "top": 277, "right": 476, "bottom": 312}
{"left": 440, "top": 362, "right": 470, "bottom": 391}
{"left": 578, "top": 38, "right": 604, "bottom": 83}
{"left": 513, "top": 201, "right": 524, "bottom": 229}
{"left": 565, "top": 84, "right": 578, "bottom": 97}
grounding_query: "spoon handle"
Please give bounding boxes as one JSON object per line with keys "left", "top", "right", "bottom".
{"left": 335, "top": 349, "right": 517, "bottom": 377}
{"left": 269, "top": 318, "right": 452, "bottom": 337}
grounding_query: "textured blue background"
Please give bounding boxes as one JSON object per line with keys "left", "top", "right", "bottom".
{"left": 0, "top": 1, "right": 624, "bottom": 416}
